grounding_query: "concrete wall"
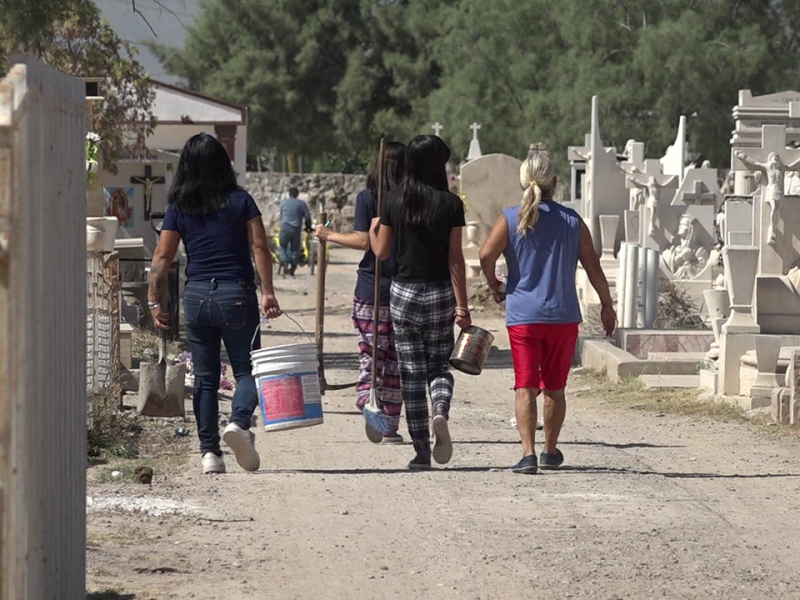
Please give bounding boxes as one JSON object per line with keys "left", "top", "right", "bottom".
{"left": 0, "top": 58, "right": 87, "bottom": 599}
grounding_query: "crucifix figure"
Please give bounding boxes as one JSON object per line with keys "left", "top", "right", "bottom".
{"left": 628, "top": 173, "right": 678, "bottom": 236}
{"left": 734, "top": 149, "right": 800, "bottom": 246}
{"left": 432, "top": 122, "right": 443, "bottom": 137}
{"left": 131, "top": 165, "right": 165, "bottom": 222}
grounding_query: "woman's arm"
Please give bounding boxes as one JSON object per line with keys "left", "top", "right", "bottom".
{"left": 248, "top": 216, "right": 282, "bottom": 319}
{"left": 449, "top": 227, "right": 471, "bottom": 329}
{"left": 148, "top": 230, "right": 181, "bottom": 330}
{"left": 316, "top": 226, "right": 369, "bottom": 251}
{"left": 371, "top": 218, "right": 392, "bottom": 261}
{"left": 578, "top": 218, "right": 616, "bottom": 336}
{"left": 479, "top": 214, "right": 508, "bottom": 291}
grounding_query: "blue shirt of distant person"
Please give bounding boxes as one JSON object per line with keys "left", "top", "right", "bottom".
{"left": 279, "top": 187, "right": 312, "bottom": 275}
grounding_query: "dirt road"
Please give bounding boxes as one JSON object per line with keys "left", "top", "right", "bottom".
{"left": 87, "top": 248, "right": 800, "bottom": 599}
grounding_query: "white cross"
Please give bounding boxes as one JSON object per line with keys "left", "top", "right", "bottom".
{"left": 432, "top": 122, "right": 443, "bottom": 137}
{"left": 470, "top": 122, "right": 481, "bottom": 140}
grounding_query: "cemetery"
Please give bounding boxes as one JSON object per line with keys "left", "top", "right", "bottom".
{"left": 5, "top": 2, "right": 800, "bottom": 595}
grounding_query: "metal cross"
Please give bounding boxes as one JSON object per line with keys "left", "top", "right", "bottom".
{"left": 130, "top": 165, "right": 165, "bottom": 221}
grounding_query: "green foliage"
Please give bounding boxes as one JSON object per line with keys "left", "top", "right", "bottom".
{"left": 0, "top": 0, "right": 156, "bottom": 174}
{"left": 155, "top": 0, "right": 800, "bottom": 172}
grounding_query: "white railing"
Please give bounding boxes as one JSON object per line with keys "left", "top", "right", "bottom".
{"left": 0, "top": 57, "right": 87, "bottom": 599}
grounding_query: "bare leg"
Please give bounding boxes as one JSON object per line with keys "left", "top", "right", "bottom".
{"left": 543, "top": 389, "right": 566, "bottom": 455}
{"left": 515, "top": 387, "right": 539, "bottom": 457}
{"left": 768, "top": 199, "right": 778, "bottom": 245}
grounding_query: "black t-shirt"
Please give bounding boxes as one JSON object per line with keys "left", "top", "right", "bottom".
{"left": 380, "top": 190, "right": 466, "bottom": 283}
{"left": 353, "top": 189, "right": 395, "bottom": 303}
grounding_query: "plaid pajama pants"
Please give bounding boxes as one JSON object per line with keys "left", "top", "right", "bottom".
{"left": 351, "top": 297, "right": 402, "bottom": 434}
{"left": 389, "top": 281, "right": 456, "bottom": 452}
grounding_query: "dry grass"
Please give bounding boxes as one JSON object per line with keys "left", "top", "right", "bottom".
{"left": 87, "top": 523, "right": 161, "bottom": 547}
{"left": 574, "top": 369, "right": 800, "bottom": 439}
{"left": 574, "top": 370, "right": 747, "bottom": 421}
{"left": 88, "top": 393, "right": 140, "bottom": 460}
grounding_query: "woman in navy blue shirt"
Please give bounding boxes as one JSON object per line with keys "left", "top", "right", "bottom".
{"left": 315, "top": 142, "right": 406, "bottom": 443}
{"left": 148, "top": 133, "right": 281, "bottom": 475}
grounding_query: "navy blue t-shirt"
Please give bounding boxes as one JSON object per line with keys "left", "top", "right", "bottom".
{"left": 354, "top": 189, "right": 396, "bottom": 303}
{"left": 161, "top": 190, "right": 262, "bottom": 282}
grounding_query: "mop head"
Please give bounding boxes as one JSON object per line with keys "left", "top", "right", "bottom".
{"left": 362, "top": 403, "right": 394, "bottom": 435}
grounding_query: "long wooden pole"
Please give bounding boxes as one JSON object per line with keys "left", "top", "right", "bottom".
{"left": 370, "top": 140, "right": 386, "bottom": 395}
{"left": 314, "top": 211, "right": 328, "bottom": 394}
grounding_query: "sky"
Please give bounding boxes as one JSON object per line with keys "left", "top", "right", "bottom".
{"left": 93, "top": 0, "right": 200, "bottom": 84}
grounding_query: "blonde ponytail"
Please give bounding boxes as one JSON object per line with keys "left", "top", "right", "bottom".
{"left": 517, "top": 153, "right": 556, "bottom": 236}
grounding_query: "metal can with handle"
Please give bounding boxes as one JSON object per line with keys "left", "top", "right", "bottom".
{"left": 449, "top": 326, "right": 495, "bottom": 376}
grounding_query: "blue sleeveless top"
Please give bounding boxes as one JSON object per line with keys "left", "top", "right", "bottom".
{"left": 503, "top": 201, "right": 582, "bottom": 325}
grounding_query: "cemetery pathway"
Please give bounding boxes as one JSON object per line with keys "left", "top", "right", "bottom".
{"left": 87, "top": 249, "right": 800, "bottom": 599}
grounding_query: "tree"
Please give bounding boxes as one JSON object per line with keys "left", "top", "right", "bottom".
{"left": 1, "top": 0, "right": 156, "bottom": 173}
{"left": 153, "top": 0, "right": 800, "bottom": 174}
{"left": 151, "top": 0, "right": 366, "bottom": 159}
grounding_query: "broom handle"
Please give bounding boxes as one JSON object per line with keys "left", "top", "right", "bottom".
{"left": 371, "top": 139, "right": 386, "bottom": 391}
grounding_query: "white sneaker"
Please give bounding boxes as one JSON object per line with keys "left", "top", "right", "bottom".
{"left": 201, "top": 452, "right": 226, "bottom": 474}
{"left": 222, "top": 423, "right": 261, "bottom": 471}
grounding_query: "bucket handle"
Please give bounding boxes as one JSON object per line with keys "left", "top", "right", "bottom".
{"left": 252, "top": 311, "right": 314, "bottom": 349}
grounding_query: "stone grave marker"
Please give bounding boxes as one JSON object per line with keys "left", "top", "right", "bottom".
{"left": 670, "top": 166, "right": 722, "bottom": 206}
{"left": 459, "top": 153, "right": 522, "bottom": 240}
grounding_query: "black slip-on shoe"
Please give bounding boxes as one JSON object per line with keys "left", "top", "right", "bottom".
{"left": 539, "top": 449, "right": 564, "bottom": 470}
{"left": 511, "top": 454, "right": 538, "bottom": 474}
{"left": 408, "top": 453, "right": 432, "bottom": 470}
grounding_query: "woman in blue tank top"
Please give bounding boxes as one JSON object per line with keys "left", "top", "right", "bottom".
{"left": 479, "top": 152, "right": 615, "bottom": 475}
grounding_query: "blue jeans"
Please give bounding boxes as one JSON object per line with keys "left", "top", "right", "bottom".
{"left": 183, "top": 279, "right": 261, "bottom": 454}
{"left": 279, "top": 225, "right": 302, "bottom": 272}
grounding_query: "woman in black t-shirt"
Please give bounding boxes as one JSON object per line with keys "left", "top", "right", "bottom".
{"left": 371, "top": 135, "right": 472, "bottom": 470}
{"left": 315, "top": 142, "right": 406, "bottom": 443}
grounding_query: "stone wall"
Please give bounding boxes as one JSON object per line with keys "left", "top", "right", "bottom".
{"left": 245, "top": 172, "right": 367, "bottom": 232}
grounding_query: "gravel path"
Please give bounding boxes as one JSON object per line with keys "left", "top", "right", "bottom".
{"left": 87, "top": 249, "right": 800, "bottom": 599}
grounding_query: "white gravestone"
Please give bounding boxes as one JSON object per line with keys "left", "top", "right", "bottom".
{"left": 459, "top": 153, "right": 522, "bottom": 240}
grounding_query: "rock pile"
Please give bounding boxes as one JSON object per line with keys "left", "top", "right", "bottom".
{"left": 245, "top": 172, "right": 367, "bottom": 233}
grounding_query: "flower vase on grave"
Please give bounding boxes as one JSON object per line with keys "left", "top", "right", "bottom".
{"left": 86, "top": 224, "right": 104, "bottom": 252}
{"left": 721, "top": 246, "right": 760, "bottom": 334}
{"left": 751, "top": 335, "right": 783, "bottom": 400}
{"left": 703, "top": 289, "right": 730, "bottom": 362}
{"left": 466, "top": 221, "right": 480, "bottom": 248}
{"left": 599, "top": 215, "right": 619, "bottom": 260}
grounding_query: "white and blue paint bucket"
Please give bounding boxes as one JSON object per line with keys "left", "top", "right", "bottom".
{"left": 251, "top": 342, "right": 323, "bottom": 432}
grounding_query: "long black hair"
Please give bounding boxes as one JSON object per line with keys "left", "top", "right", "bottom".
{"left": 397, "top": 135, "right": 452, "bottom": 228}
{"left": 367, "top": 141, "right": 407, "bottom": 198}
{"left": 168, "top": 133, "right": 240, "bottom": 213}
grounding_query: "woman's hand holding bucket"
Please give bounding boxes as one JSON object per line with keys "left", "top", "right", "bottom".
{"left": 455, "top": 307, "right": 472, "bottom": 330}
{"left": 261, "top": 293, "right": 282, "bottom": 319}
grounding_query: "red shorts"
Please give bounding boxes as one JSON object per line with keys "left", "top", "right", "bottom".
{"left": 508, "top": 323, "right": 580, "bottom": 390}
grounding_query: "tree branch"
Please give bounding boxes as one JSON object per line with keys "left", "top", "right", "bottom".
{"left": 131, "top": 0, "right": 158, "bottom": 36}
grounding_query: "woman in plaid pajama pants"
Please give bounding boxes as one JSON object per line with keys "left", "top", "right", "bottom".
{"left": 316, "top": 142, "right": 407, "bottom": 443}
{"left": 371, "top": 135, "right": 471, "bottom": 470}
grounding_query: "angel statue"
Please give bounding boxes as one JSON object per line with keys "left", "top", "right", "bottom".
{"left": 734, "top": 150, "right": 800, "bottom": 246}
